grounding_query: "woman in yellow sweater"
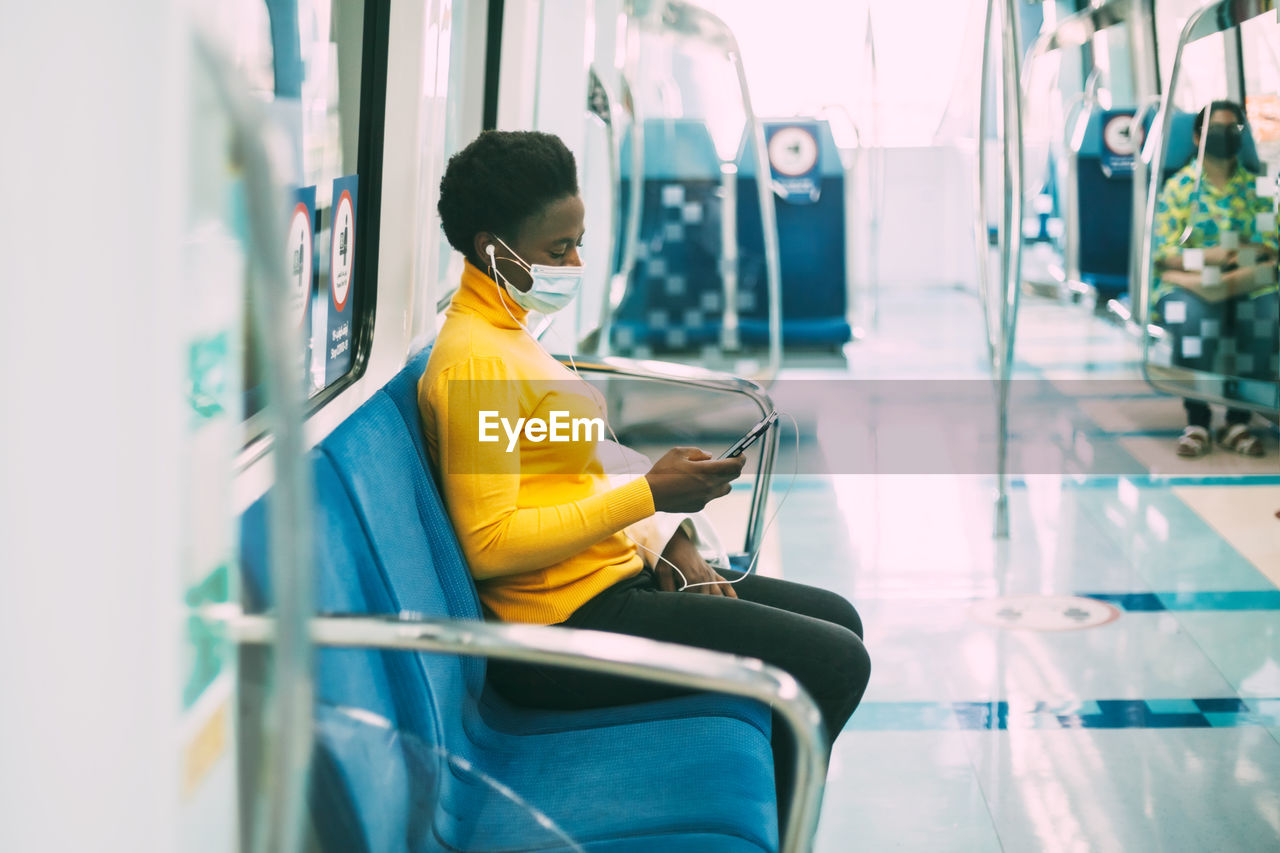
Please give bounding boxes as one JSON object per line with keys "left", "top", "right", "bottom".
{"left": 418, "top": 131, "right": 869, "bottom": 809}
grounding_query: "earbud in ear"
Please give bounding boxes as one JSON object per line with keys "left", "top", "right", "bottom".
{"left": 486, "top": 244, "right": 496, "bottom": 261}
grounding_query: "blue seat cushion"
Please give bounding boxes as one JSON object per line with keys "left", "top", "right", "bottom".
{"left": 436, "top": 712, "right": 778, "bottom": 851}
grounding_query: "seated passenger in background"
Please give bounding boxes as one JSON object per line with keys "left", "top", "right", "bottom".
{"left": 418, "top": 130, "right": 870, "bottom": 817}
{"left": 1152, "top": 99, "right": 1279, "bottom": 458}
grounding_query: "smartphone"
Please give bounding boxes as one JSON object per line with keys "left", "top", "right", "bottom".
{"left": 719, "top": 411, "right": 778, "bottom": 459}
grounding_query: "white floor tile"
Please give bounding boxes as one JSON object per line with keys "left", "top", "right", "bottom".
{"left": 964, "top": 728, "right": 1280, "bottom": 852}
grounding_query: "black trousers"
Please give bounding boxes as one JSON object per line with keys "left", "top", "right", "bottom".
{"left": 486, "top": 569, "right": 871, "bottom": 827}
{"left": 1184, "top": 398, "right": 1252, "bottom": 429}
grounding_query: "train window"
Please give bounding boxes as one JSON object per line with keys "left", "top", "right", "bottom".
{"left": 211, "top": 0, "right": 388, "bottom": 423}
{"left": 1156, "top": 0, "right": 1229, "bottom": 111}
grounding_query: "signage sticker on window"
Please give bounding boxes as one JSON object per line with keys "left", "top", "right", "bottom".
{"left": 290, "top": 186, "right": 317, "bottom": 386}
{"left": 326, "top": 175, "right": 358, "bottom": 385}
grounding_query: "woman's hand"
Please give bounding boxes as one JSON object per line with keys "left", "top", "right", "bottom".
{"left": 644, "top": 447, "right": 746, "bottom": 513}
{"left": 654, "top": 528, "right": 738, "bottom": 597}
{"left": 1222, "top": 265, "right": 1274, "bottom": 297}
{"left": 1200, "top": 247, "right": 1237, "bottom": 267}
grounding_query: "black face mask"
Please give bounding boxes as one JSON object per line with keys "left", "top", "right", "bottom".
{"left": 1204, "top": 123, "right": 1243, "bottom": 159}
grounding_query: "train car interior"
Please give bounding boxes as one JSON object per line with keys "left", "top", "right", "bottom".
{"left": 6, "top": 1, "right": 1280, "bottom": 851}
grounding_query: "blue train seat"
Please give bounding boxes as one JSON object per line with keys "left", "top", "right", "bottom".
{"left": 240, "top": 346, "right": 780, "bottom": 851}
{"left": 736, "top": 120, "right": 852, "bottom": 347}
{"left": 612, "top": 119, "right": 726, "bottom": 352}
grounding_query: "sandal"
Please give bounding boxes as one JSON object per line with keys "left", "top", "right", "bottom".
{"left": 1177, "top": 425, "right": 1211, "bottom": 458}
{"left": 1217, "top": 423, "right": 1265, "bottom": 457}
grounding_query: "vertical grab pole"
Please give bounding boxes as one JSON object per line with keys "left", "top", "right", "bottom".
{"left": 599, "top": 71, "right": 644, "bottom": 356}
{"left": 975, "top": 0, "right": 999, "bottom": 370}
{"left": 862, "top": 8, "right": 884, "bottom": 331}
{"left": 976, "top": 0, "right": 1006, "bottom": 535}
{"left": 1127, "top": 93, "right": 1163, "bottom": 320}
{"left": 193, "top": 33, "right": 315, "bottom": 853}
{"left": 730, "top": 40, "right": 784, "bottom": 379}
{"left": 585, "top": 66, "right": 622, "bottom": 352}
{"left": 995, "top": 0, "right": 1026, "bottom": 539}
{"left": 1127, "top": 0, "right": 1161, "bottom": 316}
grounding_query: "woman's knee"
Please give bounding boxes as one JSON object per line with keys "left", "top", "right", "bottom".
{"left": 813, "top": 629, "right": 871, "bottom": 738}
{"left": 813, "top": 589, "right": 864, "bottom": 640}
{"left": 841, "top": 632, "right": 871, "bottom": 702}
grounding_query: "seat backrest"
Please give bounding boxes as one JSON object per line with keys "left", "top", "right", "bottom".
{"left": 242, "top": 453, "right": 432, "bottom": 730}
{"left": 380, "top": 348, "right": 482, "bottom": 634}
{"left": 317, "top": 362, "right": 486, "bottom": 739}
{"left": 241, "top": 455, "right": 440, "bottom": 852}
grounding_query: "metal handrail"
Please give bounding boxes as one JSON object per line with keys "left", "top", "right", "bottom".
{"left": 192, "top": 31, "right": 315, "bottom": 853}
{"left": 555, "top": 352, "right": 778, "bottom": 557}
{"left": 1138, "top": 0, "right": 1277, "bottom": 329}
{"left": 218, "top": 610, "right": 827, "bottom": 853}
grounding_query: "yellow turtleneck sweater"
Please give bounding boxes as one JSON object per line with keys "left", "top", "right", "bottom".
{"left": 418, "top": 260, "right": 655, "bottom": 624}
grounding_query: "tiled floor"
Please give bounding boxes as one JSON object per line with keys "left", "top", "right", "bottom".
{"left": 768, "top": 287, "right": 1280, "bottom": 851}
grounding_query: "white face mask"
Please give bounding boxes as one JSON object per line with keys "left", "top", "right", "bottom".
{"left": 489, "top": 236, "right": 584, "bottom": 314}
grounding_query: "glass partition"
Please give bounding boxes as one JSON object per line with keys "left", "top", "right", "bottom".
{"left": 607, "top": 1, "right": 779, "bottom": 377}
{"left": 1144, "top": 6, "right": 1280, "bottom": 416}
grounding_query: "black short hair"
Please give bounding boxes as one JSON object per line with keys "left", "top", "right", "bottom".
{"left": 438, "top": 131, "right": 579, "bottom": 268}
{"left": 1194, "top": 99, "right": 1246, "bottom": 135}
